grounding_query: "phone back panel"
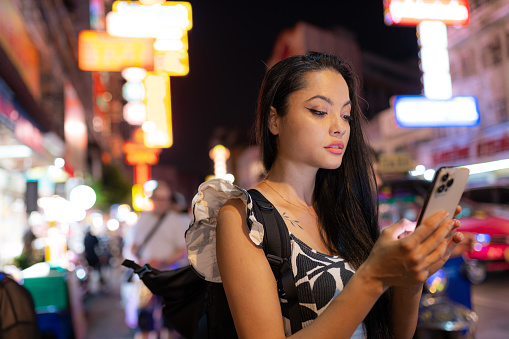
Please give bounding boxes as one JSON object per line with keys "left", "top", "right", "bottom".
{"left": 417, "top": 167, "right": 470, "bottom": 225}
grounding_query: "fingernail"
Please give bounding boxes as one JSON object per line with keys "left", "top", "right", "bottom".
{"left": 456, "top": 232, "right": 464, "bottom": 242}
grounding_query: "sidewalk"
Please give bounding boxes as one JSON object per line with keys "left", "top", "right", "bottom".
{"left": 84, "top": 266, "right": 133, "bottom": 339}
{"left": 83, "top": 267, "right": 509, "bottom": 339}
{"left": 471, "top": 270, "right": 509, "bottom": 339}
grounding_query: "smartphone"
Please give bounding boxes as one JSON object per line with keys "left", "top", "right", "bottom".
{"left": 416, "top": 166, "right": 470, "bottom": 226}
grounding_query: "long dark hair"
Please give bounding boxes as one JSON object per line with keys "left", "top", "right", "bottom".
{"left": 256, "top": 52, "right": 391, "bottom": 339}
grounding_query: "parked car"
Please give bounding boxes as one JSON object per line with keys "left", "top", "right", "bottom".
{"left": 463, "top": 186, "right": 509, "bottom": 205}
{"left": 462, "top": 186, "right": 509, "bottom": 219}
{"left": 456, "top": 198, "right": 509, "bottom": 283}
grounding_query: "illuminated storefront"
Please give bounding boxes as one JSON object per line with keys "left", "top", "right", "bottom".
{"left": 368, "top": 107, "right": 509, "bottom": 187}
{"left": 0, "top": 78, "right": 67, "bottom": 266}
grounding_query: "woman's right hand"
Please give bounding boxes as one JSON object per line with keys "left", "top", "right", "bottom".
{"left": 362, "top": 210, "right": 461, "bottom": 290}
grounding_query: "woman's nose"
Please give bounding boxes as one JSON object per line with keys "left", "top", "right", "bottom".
{"left": 330, "top": 114, "right": 347, "bottom": 136}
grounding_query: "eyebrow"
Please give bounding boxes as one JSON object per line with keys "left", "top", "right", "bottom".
{"left": 305, "top": 95, "right": 351, "bottom": 108}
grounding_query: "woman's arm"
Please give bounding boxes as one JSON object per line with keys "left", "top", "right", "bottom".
{"left": 217, "top": 200, "right": 462, "bottom": 339}
{"left": 390, "top": 285, "right": 422, "bottom": 339}
{"left": 389, "top": 207, "right": 463, "bottom": 339}
{"left": 389, "top": 230, "right": 464, "bottom": 339}
{"left": 217, "top": 199, "right": 385, "bottom": 339}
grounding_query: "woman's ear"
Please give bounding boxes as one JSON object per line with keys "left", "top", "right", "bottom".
{"left": 268, "top": 106, "right": 279, "bottom": 136}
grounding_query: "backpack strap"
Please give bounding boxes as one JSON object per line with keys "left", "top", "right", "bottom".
{"left": 247, "top": 189, "right": 302, "bottom": 334}
{"left": 135, "top": 211, "right": 168, "bottom": 259}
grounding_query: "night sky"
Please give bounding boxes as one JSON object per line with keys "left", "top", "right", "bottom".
{"left": 158, "top": 0, "right": 419, "bottom": 178}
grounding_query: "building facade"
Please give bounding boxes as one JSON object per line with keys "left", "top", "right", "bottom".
{"left": 368, "top": 0, "right": 509, "bottom": 187}
{"left": 0, "top": 0, "right": 130, "bottom": 266}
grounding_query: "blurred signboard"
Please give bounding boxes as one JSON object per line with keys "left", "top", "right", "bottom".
{"left": 78, "top": 31, "right": 155, "bottom": 71}
{"left": 0, "top": 1, "right": 40, "bottom": 98}
{"left": 0, "top": 80, "right": 44, "bottom": 154}
{"left": 0, "top": 80, "right": 17, "bottom": 130}
{"left": 154, "top": 49, "right": 189, "bottom": 76}
{"left": 64, "top": 82, "right": 88, "bottom": 173}
{"left": 431, "top": 132, "right": 509, "bottom": 166}
{"left": 107, "top": 1, "right": 192, "bottom": 75}
{"left": 132, "top": 184, "right": 154, "bottom": 211}
{"left": 122, "top": 129, "right": 161, "bottom": 165}
{"left": 393, "top": 95, "right": 480, "bottom": 128}
{"left": 123, "top": 128, "right": 161, "bottom": 212}
{"left": 418, "top": 21, "right": 452, "bottom": 100}
{"left": 108, "top": 1, "right": 192, "bottom": 36}
{"left": 143, "top": 73, "right": 173, "bottom": 148}
{"left": 123, "top": 128, "right": 160, "bottom": 210}
{"left": 15, "top": 116, "right": 44, "bottom": 155}
{"left": 384, "top": 0, "right": 470, "bottom": 26}
{"left": 379, "top": 153, "right": 415, "bottom": 173}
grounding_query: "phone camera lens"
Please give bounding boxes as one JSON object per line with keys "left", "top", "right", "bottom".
{"left": 437, "top": 185, "right": 445, "bottom": 193}
{"left": 447, "top": 179, "right": 454, "bottom": 187}
{"left": 441, "top": 173, "right": 449, "bottom": 182}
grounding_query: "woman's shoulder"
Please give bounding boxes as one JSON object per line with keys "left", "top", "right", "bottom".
{"left": 219, "top": 196, "right": 248, "bottom": 214}
{"left": 193, "top": 177, "right": 249, "bottom": 207}
{"left": 185, "top": 178, "right": 265, "bottom": 282}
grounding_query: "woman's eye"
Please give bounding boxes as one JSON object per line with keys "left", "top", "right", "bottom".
{"left": 342, "top": 115, "right": 353, "bottom": 123}
{"left": 307, "top": 108, "right": 327, "bottom": 116}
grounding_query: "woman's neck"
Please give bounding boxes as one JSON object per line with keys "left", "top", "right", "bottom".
{"left": 263, "top": 158, "right": 317, "bottom": 206}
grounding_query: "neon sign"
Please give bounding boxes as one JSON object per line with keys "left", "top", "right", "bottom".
{"left": 384, "top": 0, "right": 470, "bottom": 27}
{"left": 393, "top": 95, "right": 480, "bottom": 128}
{"left": 143, "top": 73, "right": 173, "bottom": 148}
{"left": 78, "top": 31, "right": 155, "bottom": 71}
{"left": 107, "top": 1, "right": 192, "bottom": 75}
{"left": 154, "top": 50, "right": 189, "bottom": 76}
{"left": 209, "top": 145, "right": 230, "bottom": 178}
{"left": 418, "top": 21, "right": 451, "bottom": 99}
{"left": 385, "top": 0, "right": 479, "bottom": 127}
{"left": 111, "top": 1, "right": 192, "bottom": 31}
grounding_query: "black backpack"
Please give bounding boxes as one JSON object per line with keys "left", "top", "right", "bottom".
{"left": 0, "top": 273, "right": 41, "bottom": 339}
{"left": 122, "top": 189, "right": 302, "bottom": 338}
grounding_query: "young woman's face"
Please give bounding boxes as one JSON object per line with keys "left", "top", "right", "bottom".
{"left": 272, "top": 69, "right": 351, "bottom": 170}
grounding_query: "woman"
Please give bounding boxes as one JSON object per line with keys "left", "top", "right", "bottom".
{"left": 186, "top": 52, "right": 464, "bottom": 338}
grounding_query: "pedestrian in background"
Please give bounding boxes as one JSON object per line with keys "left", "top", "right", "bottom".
{"left": 84, "top": 225, "right": 106, "bottom": 294}
{"left": 130, "top": 181, "right": 189, "bottom": 339}
{"left": 13, "top": 227, "right": 44, "bottom": 270}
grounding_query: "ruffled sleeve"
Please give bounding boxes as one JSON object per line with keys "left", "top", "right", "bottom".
{"left": 185, "top": 178, "right": 265, "bottom": 283}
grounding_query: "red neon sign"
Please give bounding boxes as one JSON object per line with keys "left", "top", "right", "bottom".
{"left": 123, "top": 128, "right": 161, "bottom": 186}
{"left": 384, "top": 0, "right": 470, "bottom": 27}
{"left": 122, "top": 129, "right": 161, "bottom": 166}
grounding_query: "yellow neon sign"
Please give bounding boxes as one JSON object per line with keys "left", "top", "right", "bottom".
{"left": 78, "top": 31, "right": 155, "bottom": 71}
{"left": 154, "top": 49, "right": 189, "bottom": 76}
{"left": 143, "top": 72, "right": 173, "bottom": 148}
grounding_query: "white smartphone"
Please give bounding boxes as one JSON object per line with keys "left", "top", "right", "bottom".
{"left": 416, "top": 166, "right": 470, "bottom": 226}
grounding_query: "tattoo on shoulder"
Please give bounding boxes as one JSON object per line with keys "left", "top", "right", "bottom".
{"left": 281, "top": 212, "right": 303, "bottom": 229}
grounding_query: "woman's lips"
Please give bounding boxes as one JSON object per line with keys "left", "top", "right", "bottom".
{"left": 325, "top": 147, "right": 343, "bottom": 154}
{"left": 325, "top": 141, "right": 344, "bottom": 154}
